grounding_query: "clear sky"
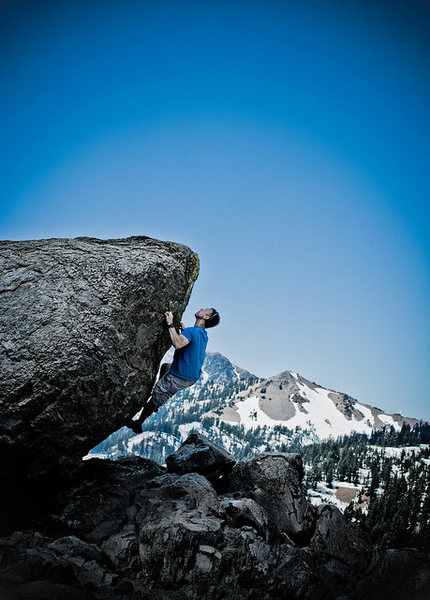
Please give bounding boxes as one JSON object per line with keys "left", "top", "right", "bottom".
{"left": 1, "top": 0, "right": 429, "bottom": 420}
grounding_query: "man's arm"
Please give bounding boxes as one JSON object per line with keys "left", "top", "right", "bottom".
{"left": 164, "top": 311, "right": 190, "bottom": 350}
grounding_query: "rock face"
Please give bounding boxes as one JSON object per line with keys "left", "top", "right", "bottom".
{"left": 226, "top": 452, "right": 315, "bottom": 544}
{"left": 2, "top": 434, "right": 428, "bottom": 600}
{"left": 310, "top": 504, "right": 372, "bottom": 593}
{"left": 165, "top": 432, "right": 236, "bottom": 481}
{"left": 0, "top": 236, "right": 199, "bottom": 483}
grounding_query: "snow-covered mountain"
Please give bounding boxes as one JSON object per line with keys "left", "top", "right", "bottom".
{"left": 205, "top": 366, "right": 421, "bottom": 438}
{"left": 89, "top": 351, "right": 424, "bottom": 464}
{"left": 160, "top": 350, "right": 420, "bottom": 437}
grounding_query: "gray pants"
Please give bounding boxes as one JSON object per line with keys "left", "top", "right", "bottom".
{"left": 151, "top": 363, "right": 195, "bottom": 408}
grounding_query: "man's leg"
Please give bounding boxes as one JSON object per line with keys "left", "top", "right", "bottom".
{"left": 125, "top": 370, "right": 194, "bottom": 434}
{"left": 124, "top": 363, "right": 172, "bottom": 433}
{"left": 125, "top": 379, "right": 170, "bottom": 434}
{"left": 124, "top": 397, "right": 159, "bottom": 434}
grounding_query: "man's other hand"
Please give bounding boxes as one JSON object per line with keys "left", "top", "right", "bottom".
{"left": 180, "top": 322, "right": 185, "bottom": 331}
{"left": 164, "top": 311, "right": 174, "bottom": 326}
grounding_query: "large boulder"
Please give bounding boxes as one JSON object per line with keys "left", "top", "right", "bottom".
{"left": 0, "top": 236, "right": 199, "bottom": 484}
{"left": 226, "top": 452, "right": 316, "bottom": 544}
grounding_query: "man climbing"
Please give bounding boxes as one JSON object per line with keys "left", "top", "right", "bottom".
{"left": 125, "top": 307, "right": 220, "bottom": 434}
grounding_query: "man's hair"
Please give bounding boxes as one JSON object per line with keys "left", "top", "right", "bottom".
{"left": 205, "top": 308, "right": 220, "bottom": 328}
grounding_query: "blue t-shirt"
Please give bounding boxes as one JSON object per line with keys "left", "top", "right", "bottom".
{"left": 170, "top": 326, "right": 208, "bottom": 381}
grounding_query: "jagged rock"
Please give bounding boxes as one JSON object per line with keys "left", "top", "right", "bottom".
{"left": 132, "top": 470, "right": 328, "bottom": 599}
{"left": 133, "top": 471, "right": 226, "bottom": 588}
{"left": 226, "top": 452, "right": 316, "bottom": 544}
{"left": 165, "top": 432, "right": 236, "bottom": 481}
{"left": 310, "top": 504, "right": 372, "bottom": 590}
{"left": 0, "top": 452, "right": 428, "bottom": 600}
{"left": 0, "top": 235, "right": 199, "bottom": 499}
{"left": 55, "top": 456, "right": 165, "bottom": 544}
{"left": 220, "top": 496, "right": 269, "bottom": 541}
{"left": 217, "top": 527, "right": 334, "bottom": 600}
{"left": 0, "top": 531, "right": 117, "bottom": 600}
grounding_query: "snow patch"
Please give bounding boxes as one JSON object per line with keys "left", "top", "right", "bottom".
{"left": 233, "top": 365, "right": 241, "bottom": 381}
{"left": 308, "top": 480, "right": 359, "bottom": 511}
{"left": 290, "top": 382, "right": 375, "bottom": 438}
{"left": 376, "top": 413, "right": 401, "bottom": 431}
{"left": 178, "top": 422, "right": 202, "bottom": 439}
{"left": 236, "top": 396, "right": 289, "bottom": 429}
{"left": 199, "top": 369, "right": 210, "bottom": 386}
{"left": 82, "top": 453, "right": 107, "bottom": 461}
{"left": 368, "top": 445, "right": 426, "bottom": 457}
{"left": 234, "top": 381, "right": 383, "bottom": 439}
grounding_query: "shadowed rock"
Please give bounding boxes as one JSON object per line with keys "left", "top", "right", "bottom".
{"left": 55, "top": 456, "right": 166, "bottom": 545}
{"left": 226, "top": 452, "right": 316, "bottom": 544}
{"left": 0, "top": 531, "right": 123, "bottom": 600}
{"left": 219, "top": 496, "right": 269, "bottom": 541}
{"left": 0, "top": 236, "right": 199, "bottom": 486}
{"left": 134, "top": 472, "right": 226, "bottom": 588}
{"left": 310, "top": 504, "right": 372, "bottom": 591}
{"left": 165, "top": 432, "right": 236, "bottom": 481}
{"left": 0, "top": 448, "right": 429, "bottom": 600}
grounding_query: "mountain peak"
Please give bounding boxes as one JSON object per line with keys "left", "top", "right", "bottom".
{"left": 158, "top": 349, "right": 424, "bottom": 440}
{"left": 200, "top": 361, "right": 424, "bottom": 440}
{"left": 201, "top": 351, "right": 257, "bottom": 383}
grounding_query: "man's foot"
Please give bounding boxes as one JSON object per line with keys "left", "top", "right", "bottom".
{"left": 124, "top": 417, "right": 143, "bottom": 434}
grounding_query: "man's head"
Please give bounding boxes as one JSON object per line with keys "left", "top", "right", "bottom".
{"left": 195, "top": 307, "right": 220, "bottom": 328}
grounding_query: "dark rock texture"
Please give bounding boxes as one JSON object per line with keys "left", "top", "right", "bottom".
{"left": 348, "top": 546, "right": 430, "bottom": 600}
{"left": 219, "top": 496, "right": 269, "bottom": 540}
{"left": 0, "top": 236, "right": 199, "bottom": 483}
{"left": 226, "top": 452, "right": 316, "bottom": 544}
{"left": 2, "top": 437, "right": 427, "bottom": 600}
{"left": 310, "top": 504, "right": 372, "bottom": 593}
{"left": 165, "top": 432, "right": 236, "bottom": 482}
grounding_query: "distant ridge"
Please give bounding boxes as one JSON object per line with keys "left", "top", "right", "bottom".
{"left": 162, "top": 350, "right": 424, "bottom": 438}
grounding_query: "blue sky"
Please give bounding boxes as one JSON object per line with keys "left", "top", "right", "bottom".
{"left": 1, "top": 0, "right": 429, "bottom": 420}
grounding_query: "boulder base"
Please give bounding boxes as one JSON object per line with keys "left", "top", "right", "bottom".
{"left": 1, "top": 444, "right": 429, "bottom": 599}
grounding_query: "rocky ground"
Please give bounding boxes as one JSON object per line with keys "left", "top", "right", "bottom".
{"left": 1, "top": 433, "right": 429, "bottom": 600}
